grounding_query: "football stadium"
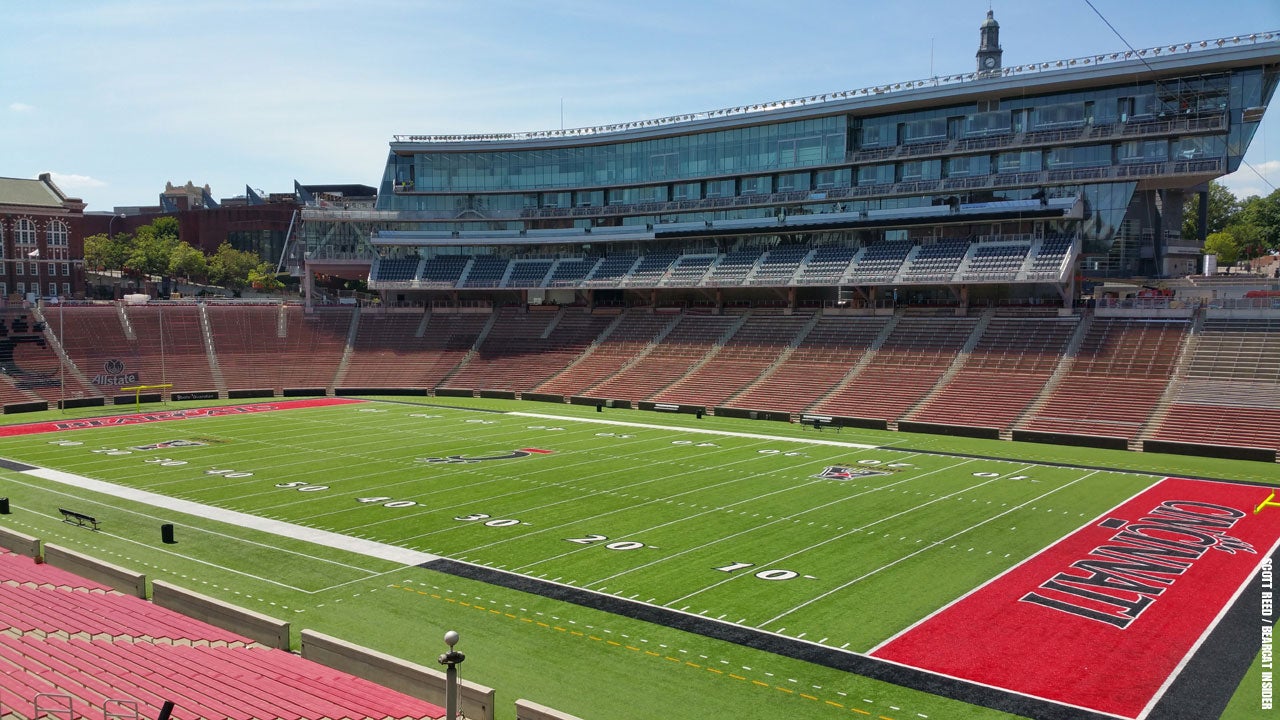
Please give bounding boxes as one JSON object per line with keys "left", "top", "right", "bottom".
{"left": 1, "top": 10, "right": 1280, "bottom": 720}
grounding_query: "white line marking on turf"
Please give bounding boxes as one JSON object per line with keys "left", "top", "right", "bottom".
{"left": 510, "top": 412, "right": 879, "bottom": 449}
{"left": 19, "top": 467, "right": 439, "bottom": 567}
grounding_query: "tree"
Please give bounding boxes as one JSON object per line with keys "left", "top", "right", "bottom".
{"left": 208, "top": 242, "right": 261, "bottom": 290}
{"left": 168, "top": 242, "right": 208, "bottom": 284}
{"left": 1236, "top": 188, "right": 1280, "bottom": 254}
{"left": 83, "top": 232, "right": 130, "bottom": 273}
{"left": 1181, "top": 181, "right": 1240, "bottom": 241}
{"left": 248, "top": 263, "right": 284, "bottom": 294}
{"left": 126, "top": 224, "right": 182, "bottom": 278}
{"left": 1204, "top": 231, "right": 1241, "bottom": 267}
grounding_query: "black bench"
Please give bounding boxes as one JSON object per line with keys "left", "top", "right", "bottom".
{"left": 58, "top": 508, "right": 99, "bottom": 530}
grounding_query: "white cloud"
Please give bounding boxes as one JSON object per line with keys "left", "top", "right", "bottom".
{"left": 46, "top": 172, "right": 107, "bottom": 192}
{"left": 8, "top": 102, "right": 34, "bottom": 112}
{"left": 1219, "top": 160, "right": 1280, "bottom": 200}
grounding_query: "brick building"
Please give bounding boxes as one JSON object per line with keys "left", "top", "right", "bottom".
{"left": 0, "top": 174, "right": 87, "bottom": 302}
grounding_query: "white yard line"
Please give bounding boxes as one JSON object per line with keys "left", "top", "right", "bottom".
{"left": 510, "top": 411, "right": 879, "bottom": 449}
{"left": 759, "top": 469, "right": 1094, "bottom": 628}
{"left": 20, "top": 467, "right": 438, "bottom": 567}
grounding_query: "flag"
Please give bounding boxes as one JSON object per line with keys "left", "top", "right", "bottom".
{"left": 26, "top": 250, "right": 39, "bottom": 258}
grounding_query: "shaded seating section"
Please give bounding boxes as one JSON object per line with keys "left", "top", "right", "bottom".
{"left": 585, "top": 314, "right": 741, "bottom": 400}
{"left": 812, "top": 317, "right": 978, "bottom": 421}
{"left": 419, "top": 255, "right": 471, "bottom": 287}
{"left": 204, "top": 306, "right": 282, "bottom": 391}
{"left": 899, "top": 240, "right": 968, "bottom": 284}
{"left": 844, "top": 241, "right": 912, "bottom": 284}
{"left": 546, "top": 257, "right": 602, "bottom": 287}
{"left": 748, "top": 245, "right": 810, "bottom": 285}
{"left": 3, "top": 309, "right": 96, "bottom": 404}
{"left": 536, "top": 311, "right": 671, "bottom": 396}
{"left": 653, "top": 313, "right": 814, "bottom": 407}
{"left": 583, "top": 255, "right": 639, "bottom": 287}
{"left": 444, "top": 308, "right": 613, "bottom": 391}
{"left": 0, "top": 548, "right": 444, "bottom": 720}
{"left": 342, "top": 311, "right": 488, "bottom": 388}
{"left": 703, "top": 249, "right": 761, "bottom": 286}
{"left": 623, "top": 252, "right": 679, "bottom": 287}
{"left": 503, "top": 259, "right": 554, "bottom": 288}
{"left": 792, "top": 245, "right": 858, "bottom": 285}
{"left": 1026, "top": 235, "right": 1074, "bottom": 280}
{"left": 663, "top": 255, "right": 716, "bottom": 287}
{"left": 1018, "top": 319, "right": 1187, "bottom": 440}
{"left": 371, "top": 257, "right": 419, "bottom": 283}
{"left": 277, "top": 307, "right": 352, "bottom": 389}
{"left": 727, "top": 316, "right": 888, "bottom": 413}
{"left": 961, "top": 242, "right": 1031, "bottom": 281}
{"left": 1148, "top": 318, "right": 1280, "bottom": 450}
{"left": 460, "top": 255, "right": 508, "bottom": 288}
{"left": 124, "top": 305, "right": 219, "bottom": 392}
{"left": 909, "top": 317, "right": 1079, "bottom": 430}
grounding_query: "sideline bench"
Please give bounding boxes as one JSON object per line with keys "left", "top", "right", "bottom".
{"left": 58, "top": 508, "right": 99, "bottom": 530}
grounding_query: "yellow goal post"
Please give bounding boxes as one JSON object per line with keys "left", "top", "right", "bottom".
{"left": 118, "top": 384, "right": 174, "bottom": 413}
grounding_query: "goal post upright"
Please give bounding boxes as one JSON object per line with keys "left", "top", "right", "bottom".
{"left": 118, "top": 384, "right": 174, "bottom": 413}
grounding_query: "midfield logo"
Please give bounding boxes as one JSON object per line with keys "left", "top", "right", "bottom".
{"left": 416, "top": 447, "right": 553, "bottom": 464}
{"left": 814, "top": 465, "right": 889, "bottom": 480}
{"left": 131, "top": 439, "right": 208, "bottom": 451}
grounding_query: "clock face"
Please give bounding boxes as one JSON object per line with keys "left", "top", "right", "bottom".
{"left": 984, "top": 56, "right": 996, "bottom": 69}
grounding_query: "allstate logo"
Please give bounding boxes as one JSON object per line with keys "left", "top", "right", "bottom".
{"left": 104, "top": 358, "right": 126, "bottom": 374}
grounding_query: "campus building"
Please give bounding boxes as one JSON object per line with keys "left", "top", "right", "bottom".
{"left": 288, "top": 15, "right": 1278, "bottom": 309}
{"left": 0, "top": 174, "right": 87, "bottom": 302}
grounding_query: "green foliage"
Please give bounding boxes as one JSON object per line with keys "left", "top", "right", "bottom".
{"left": 1204, "top": 231, "right": 1241, "bottom": 266}
{"left": 167, "top": 242, "right": 208, "bottom": 283}
{"left": 1181, "top": 181, "right": 1240, "bottom": 241}
{"left": 125, "top": 224, "right": 182, "bottom": 277}
{"left": 248, "top": 263, "right": 284, "bottom": 293}
{"left": 208, "top": 242, "right": 262, "bottom": 290}
{"left": 82, "top": 232, "right": 130, "bottom": 272}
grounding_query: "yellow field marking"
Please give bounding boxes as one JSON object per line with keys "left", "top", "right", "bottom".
{"left": 391, "top": 581, "right": 902, "bottom": 717}
{"left": 1255, "top": 491, "right": 1279, "bottom": 514}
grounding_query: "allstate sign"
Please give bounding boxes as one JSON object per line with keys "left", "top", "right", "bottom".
{"left": 93, "top": 358, "right": 139, "bottom": 386}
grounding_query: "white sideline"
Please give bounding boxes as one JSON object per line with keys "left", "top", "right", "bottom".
{"left": 21, "top": 467, "right": 439, "bottom": 567}
{"left": 509, "top": 411, "right": 880, "bottom": 449}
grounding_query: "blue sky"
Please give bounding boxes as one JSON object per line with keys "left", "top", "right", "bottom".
{"left": 2, "top": 0, "right": 1277, "bottom": 212}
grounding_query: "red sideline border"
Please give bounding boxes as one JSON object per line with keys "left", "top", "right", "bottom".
{"left": 872, "top": 477, "right": 1280, "bottom": 719}
{"left": 0, "top": 398, "right": 364, "bottom": 437}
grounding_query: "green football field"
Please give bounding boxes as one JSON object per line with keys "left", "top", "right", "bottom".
{"left": 0, "top": 396, "right": 1275, "bottom": 720}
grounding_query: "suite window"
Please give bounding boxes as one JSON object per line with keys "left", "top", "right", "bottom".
{"left": 1116, "top": 140, "right": 1168, "bottom": 163}
{"left": 899, "top": 159, "right": 942, "bottom": 182}
{"left": 858, "top": 121, "right": 895, "bottom": 149}
{"left": 1032, "top": 102, "right": 1086, "bottom": 129}
{"left": 704, "top": 179, "right": 735, "bottom": 198}
{"left": 813, "top": 169, "right": 851, "bottom": 189}
{"left": 740, "top": 176, "right": 772, "bottom": 196}
{"left": 672, "top": 182, "right": 702, "bottom": 201}
{"left": 900, "top": 117, "right": 947, "bottom": 145}
{"left": 945, "top": 155, "right": 991, "bottom": 177}
{"left": 776, "top": 172, "right": 810, "bottom": 192}
{"left": 857, "top": 164, "right": 895, "bottom": 186}
{"left": 965, "top": 110, "right": 1012, "bottom": 137}
{"left": 1046, "top": 145, "right": 1110, "bottom": 169}
{"left": 997, "top": 150, "right": 1042, "bottom": 173}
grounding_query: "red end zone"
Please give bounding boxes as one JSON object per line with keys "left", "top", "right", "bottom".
{"left": 872, "top": 477, "right": 1280, "bottom": 719}
{"left": 0, "top": 398, "right": 363, "bottom": 437}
